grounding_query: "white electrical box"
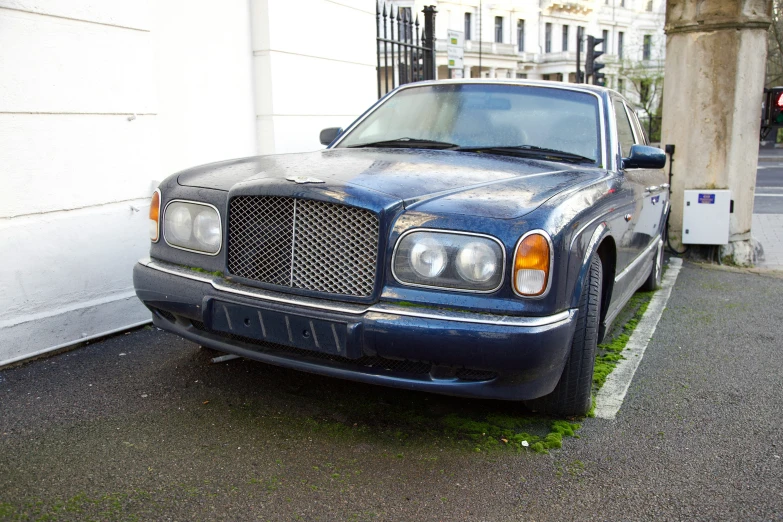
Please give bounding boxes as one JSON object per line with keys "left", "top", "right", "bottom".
{"left": 682, "top": 189, "right": 731, "bottom": 245}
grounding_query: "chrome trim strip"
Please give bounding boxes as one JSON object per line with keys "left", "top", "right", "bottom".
{"left": 580, "top": 222, "right": 608, "bottom": 269}
{"left": 211, "top": 279, "right": 366, "bottom": 314}
{"left": 289, "top": 199, "right": 298, "bottom": 287}
{"left": 614, "top": 238, "right": 660, "bottom": 283}
{"left": 390, "top": 228, "right": 507, "bottom": 294}
{"left": 331, "top": 80, "right": 608, "bottom": 170}
{"left": 138, "top": 258, "right": 573, "bottom": 327}
{"left": 162, "top": 199, "right": 223, "bottom": 256}
{"left": 511, "top": 229, "right": 555, "bottom": 299}
{"left": 369, "top": 306, "right": 575, "bottom": 327}
{"left": 570, "top": 214, "right": 608, "bottom": 252}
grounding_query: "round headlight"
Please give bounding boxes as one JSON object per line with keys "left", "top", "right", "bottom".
{"left": 409, "top": 237, "right": 447, "bottom": 278}
{"left": 456, "top": 241, "right": 498, "bottom": 283}
{"left": 193, "top": 210, "right": 221, "bottom": 250}
{"left": 166, "top": 205, "right": 192, "bottom": 243}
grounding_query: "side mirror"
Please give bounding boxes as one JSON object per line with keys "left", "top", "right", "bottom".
{"left": 622, "top": 144, "right": 667, "bottom": 170}
{"left": 319, "top": 127, "right": 343, "bottom": 146}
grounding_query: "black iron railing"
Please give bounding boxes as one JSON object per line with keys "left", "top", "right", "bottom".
{"left": 376, "top": 3, "right": 437, "bottom": 98}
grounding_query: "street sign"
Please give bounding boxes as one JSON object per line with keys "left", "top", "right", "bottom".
{"left": 447, "top": 29, "right": 464, "bottom": 69}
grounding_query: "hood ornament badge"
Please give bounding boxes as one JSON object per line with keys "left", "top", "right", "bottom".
{"left": 286, "top": 176, "right": 324, "bottom": 184}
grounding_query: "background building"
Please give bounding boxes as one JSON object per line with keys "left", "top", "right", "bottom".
{"left": 411, "top": 0, "right": 665, "bottom": 135}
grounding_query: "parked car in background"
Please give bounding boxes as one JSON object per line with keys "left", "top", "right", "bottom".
{"left": 133, "top": 80, "right": 669, "bottom": 416}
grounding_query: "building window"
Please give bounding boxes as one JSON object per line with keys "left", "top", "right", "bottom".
{"left": 618, "top": 31, "right": 624, "bottom": 59}
{"left": 545, "top": 23, "right": 552, "bottom": 53}
{"left": 516, "top": 72, "right": 527, "bottom": 79}
{"left": 620, "top": 0, "right": 625, "bottom": 6}
{"left": 647, "top": 0, "right": 653, "bottom": 10}
{"left": 517, "top": 19, "right": 525, "bottom": 52}
{"left": 543, "top": 74, "right": 551, "bottom": 81}
{"left": 495, "top": 16, "right": 503, "bottom": 43}
{"left": 643, "top": 35, "right": 652, "bottom": 60}
{"left": 602, "top": 30, "right": 609, "bottom": 53}
{"left": 618, "top": 78, "right": 624, "bottom": 94}
{"left": 562, "top": 25, "right": 569, "bottom": 52}
{"left": 578, "top": 26, "right": 585, "bottom": 52}
{"left": 465, "top": 13, "right": 472, "bottom": 40}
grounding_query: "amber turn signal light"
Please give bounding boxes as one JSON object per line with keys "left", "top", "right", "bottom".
{"left": 149, "top": 189, "right": 161, "bottom": 242}
{"left": 513, "top": 232, "right": 551, "bottom": 296}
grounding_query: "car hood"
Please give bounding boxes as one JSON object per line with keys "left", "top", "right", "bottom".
{"left": 176, "top": 148, "right": 607, "bottom": 219}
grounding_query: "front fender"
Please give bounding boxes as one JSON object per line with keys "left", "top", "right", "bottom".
{"left": 568, "top": 221, "right": 611, "bottom": 310}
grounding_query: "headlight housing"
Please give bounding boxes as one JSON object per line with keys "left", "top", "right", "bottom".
{"left": 163, "top": 201, "right": 222, "bottom": 255}
{"left": 393, "top": 230, "right": 504, "bottom": 292}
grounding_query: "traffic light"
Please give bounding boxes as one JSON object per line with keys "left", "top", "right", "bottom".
{"left": 766, "top": 88, "right": 783, "bottom": 127}
{"left": 586, "top": 35, "right": 605, "bottom": 86}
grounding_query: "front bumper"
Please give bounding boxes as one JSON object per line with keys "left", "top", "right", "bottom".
{"left": 133, "top": 258, "right": 578, "bottom": 400}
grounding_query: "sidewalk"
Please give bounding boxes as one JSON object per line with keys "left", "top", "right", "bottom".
{"left": 753, "top": 214, "right": 783, "bottom": 268}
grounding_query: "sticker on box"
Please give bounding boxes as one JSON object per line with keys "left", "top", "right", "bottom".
{"left": 698, "top": 193, "right": 715, "bottom": 204}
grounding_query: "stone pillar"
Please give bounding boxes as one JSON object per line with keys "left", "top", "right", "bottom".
{"left": 661, "top": 0, "right": 771, "bottom": 265}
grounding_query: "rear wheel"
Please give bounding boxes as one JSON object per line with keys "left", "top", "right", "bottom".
{"left": 525, "top": 255, "right": 602, "bottom": 416}
{"left": 640, "top": 239, "right": 663, "bottom": 291}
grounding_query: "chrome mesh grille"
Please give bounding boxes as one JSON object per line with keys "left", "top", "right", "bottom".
{"left": 228, "top": 196, "right": 379, "bottom": 297}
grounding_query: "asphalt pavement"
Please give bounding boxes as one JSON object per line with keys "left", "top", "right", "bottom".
{"left": 1, "top": 261, "right": 782, "bottom": 521}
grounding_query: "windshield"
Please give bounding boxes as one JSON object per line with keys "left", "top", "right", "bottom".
{"left": 337, "top": 83, "right": 602, "bottom": 163}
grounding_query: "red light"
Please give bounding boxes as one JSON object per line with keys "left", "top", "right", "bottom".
{"left": 776, "top": 93, "right": 783, "bottom": 108}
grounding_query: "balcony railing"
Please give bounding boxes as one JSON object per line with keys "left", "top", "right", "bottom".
{"left": 543, "top": 0, "right": 593, "bottom": 13}
{"left": 436, "top": 39, "right": 537, "bottom": 59}
{"left": 541, "top": 51, "right": 577, "bottom": 63}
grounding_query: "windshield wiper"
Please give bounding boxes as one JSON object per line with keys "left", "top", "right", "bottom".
{"left": 347, "top": 137, "right": 460, "bottom": 150}
{"left": 456, "top": 145, "right": 595, "bottom": 164}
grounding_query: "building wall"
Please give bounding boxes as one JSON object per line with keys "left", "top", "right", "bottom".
{"left": 0, "top": 0, "right": 257, "bottom": 366}
{"left": 0, "top": 0, "right": 381, "bottom": 367}
{"left": 251, "top": 0, "right": 377, "bottom": 154}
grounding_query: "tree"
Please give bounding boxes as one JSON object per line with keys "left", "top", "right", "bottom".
{"left": 618, "top": 41, "right": 665, "bottom": 142}
{"left": 766, "top": 0, "right": 783, "bottom": 88}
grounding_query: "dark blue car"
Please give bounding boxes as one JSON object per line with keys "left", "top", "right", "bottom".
{"left": 133, "top": 80, "right": 669, "bottom": 416}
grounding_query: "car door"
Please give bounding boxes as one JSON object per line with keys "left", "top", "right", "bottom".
{"left": 614, "top": 98, "right": 668, "bottom": 289}
{"left": 610, "top": 97, "right": 646, "bottom": 287}
{"left": 624, "top": 101, "right": 668, "bottom": 253}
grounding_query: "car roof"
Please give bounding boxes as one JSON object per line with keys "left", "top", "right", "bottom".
{"left": 396, "top": 78, "right": 617, "bottom": 98}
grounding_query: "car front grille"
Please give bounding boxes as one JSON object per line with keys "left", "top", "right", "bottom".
{"left": 227, "top": 196, "right": 379, "bottom": 297}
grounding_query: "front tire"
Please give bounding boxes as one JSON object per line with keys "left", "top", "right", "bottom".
{"left": 525, "top": 255, "right": 603, "bottom": 416}
{"left": 640, "top": 239, "right": 663, "bottom": 291}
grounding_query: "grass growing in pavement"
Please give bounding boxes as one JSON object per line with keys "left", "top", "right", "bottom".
{"left": 184, "top": 265, "right": 224, "bottom": 277}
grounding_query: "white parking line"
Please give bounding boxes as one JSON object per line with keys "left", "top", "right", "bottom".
{"left": 755, "top": 194, "right": 783, "bottom": 197}
{"left": 593, "top": 257, "right": 683, "bottom": 420}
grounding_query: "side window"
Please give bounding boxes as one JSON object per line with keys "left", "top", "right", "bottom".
{"left": 628, "top": 106, "right": 648, "bottom": 145}
{"left": 613, "top": 99, "right": 636, "bottom": 159}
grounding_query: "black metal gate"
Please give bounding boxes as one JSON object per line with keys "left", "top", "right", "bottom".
{"left": 376, "top": 3, "right": 437, "bottom": 98}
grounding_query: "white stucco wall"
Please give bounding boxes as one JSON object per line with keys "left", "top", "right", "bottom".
{"left": 251, "top": 0, "right": 378, "bottom": 154}
{"left": 1, "top": 0, "right": 382, "bottom": 366}
{"left": 0, "top": 1, "right": 257, "bottom": 366}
